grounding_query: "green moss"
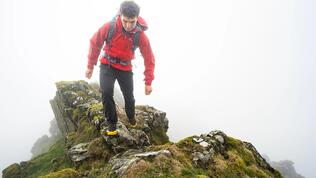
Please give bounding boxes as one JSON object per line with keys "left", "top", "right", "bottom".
{"left": 92, "top": 115, "right": 103, "bottom": 122}
{"left": 81, "top": 167, "right": 107, "bottom": 178}
{"left": 88, "top": 103, "right": 104, "bottom": 123}
{"left": 176, "top": 136, "right": 194, "bottom": 148}
{"left": 55, "top": 81, "right": 68, "bottom": 90}
{"left": 143, "top": 175, "right": 176, "bottom": 178}
{"left": 226, "top": 136, "right": 243, "bottom": 149}
{"left": 89, "top": 102, "right": 103, "bottom": 112}
{"left": 146, "top": 143, "right": 193, "bottom": 170}
{"left": 181, "top": 168, "right": 195, "bottom": 177}
{"left": 74, "top": 120, "right": 99, "bottom": 144}
{"left": 66, "top": 132, "right": 76, "bottom": 146}
{"left": 96, "top": 164, "right": 113, "bottom": 178}
{"left": 244, "top": 166, "right": 270, "bottom": 178}
{"left": 211, "top": 151, "right": 274, "bottom": 178}
{"left": 180, "top": 167, "right": 209, "bottom": 178}
{"left": 141, "top": 163, "right": 210, "bottom": 178}
{"left": 23, "top": 139, "right": 72, "bottom": 178}
{"left": 2, "top": 163, "right": 21, "bottom": 178}
{"left": 137, "top": 149, "right": 212, "bottom": 178}
{"left": 78, "top": 161, "right": 92, "bottom": 171}
{"left": 76, "top": 90, "right": 88, "bottom": 98}
{"left": 195, "top": 175, "right": 209, "bottom": 178}
{"left": 143, "top": 167, "right": 177, "bottom": 178}
{"left": 56, "top": 80, "right": 88, "bottom": 90}
{"left": 71, "top": 108, "right": 82, "bottom": 122}
{"left": 87, "top": 138, "right": 110, "bottom": 160}
{"left": 176, "top": 136, "right": 204, "bottom": 155}
{"left": 149, "top": 127, "right": 170, "bottom": 145}
{"left": 226, "top": 137, "right": 255, "bottom": 166}
{"left": 138, "top": 154, "right": 179, "bottom": 178}
{"left": 224, "top": 156, "right": 248, "bottom": 176}
{"left": 226, "top": 137, "right": 283, "bottom": 177}
{"left": 39, "top": 168, "right": 78, "bottom": 178}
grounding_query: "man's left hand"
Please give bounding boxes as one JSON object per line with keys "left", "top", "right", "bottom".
{"left": 145, "top": 85, "right": 152, "bottom": 95}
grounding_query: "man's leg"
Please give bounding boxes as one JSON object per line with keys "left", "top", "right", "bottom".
{"left": 99, "top": 64, "right": 118, "bottom": 132}
{"left": 116, "top": 69, "right": 135, "bottom": 125}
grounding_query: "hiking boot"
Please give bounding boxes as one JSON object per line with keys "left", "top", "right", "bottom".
{"left": 106, "top": 123, "right": 118, "bottom": 136}
{"left": 129, "top": 117, "right": 136, "bottom": 127}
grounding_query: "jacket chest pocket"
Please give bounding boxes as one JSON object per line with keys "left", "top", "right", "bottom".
{"left": 113, "top": 34, "right": 133, "bottom": 51}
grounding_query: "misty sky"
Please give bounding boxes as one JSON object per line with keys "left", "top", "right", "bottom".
{"left": 0, "top": 0, "right": 315, "bottom": 177}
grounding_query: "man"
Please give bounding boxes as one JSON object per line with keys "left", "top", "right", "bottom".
{"left": 85, "top": 1, "right": 155, "bottom": 136}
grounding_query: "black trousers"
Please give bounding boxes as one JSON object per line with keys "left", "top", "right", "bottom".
{"left": 99, "top": 64, "right": 135, "bottom": 125}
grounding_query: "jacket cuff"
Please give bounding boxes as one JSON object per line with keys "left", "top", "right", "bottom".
{"left": 87, "top": 64, "right": 94, "bottom": 70}
{"left": 145, "top": 80, "right": 152, "bottom": 86}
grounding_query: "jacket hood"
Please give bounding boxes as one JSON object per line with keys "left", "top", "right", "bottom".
{"left": 136, "top": 16, "right": 148, "bottom": 31}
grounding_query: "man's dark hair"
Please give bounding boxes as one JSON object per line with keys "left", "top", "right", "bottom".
{"left": 120, "top": 1, "right": 140, "bottom": 17}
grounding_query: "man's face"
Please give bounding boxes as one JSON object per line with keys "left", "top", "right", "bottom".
{"left": 121, "top": 15, "right": 138, "bottom": 32}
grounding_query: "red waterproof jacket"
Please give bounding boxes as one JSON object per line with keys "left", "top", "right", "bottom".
{"left": 87, "top": 16, "right": 155, "bottom": 86}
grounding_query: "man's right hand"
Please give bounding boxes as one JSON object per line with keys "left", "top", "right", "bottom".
{"left": 145, "top": 85, "right": 152, "bottom": 95}
{"left": 85, "top": 68, "right": 93, "bottom": 79}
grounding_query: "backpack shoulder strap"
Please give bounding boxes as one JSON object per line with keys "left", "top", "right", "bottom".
{"left": 133, "top": 31, "right": 140, "bottom": 51}
{"left": 106, "top": 16, "right": 117, "bottom": 49}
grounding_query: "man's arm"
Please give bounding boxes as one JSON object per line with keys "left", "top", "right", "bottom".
{"left": 138, "top": 32, "right": 155, "bottom": 95}
{"left": 86, "top": 22, "right": 110, "bottom": 79}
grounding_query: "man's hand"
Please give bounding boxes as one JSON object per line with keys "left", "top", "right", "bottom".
{"left": 85, "top": 68, "right": 93, "bottom": 79}
{"left": 145, "top": 85, "right": 152, "bottom": 95}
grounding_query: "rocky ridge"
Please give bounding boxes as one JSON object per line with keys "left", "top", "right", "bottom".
{"left": 2, "top": 81, "right": 282, "bottom": 178}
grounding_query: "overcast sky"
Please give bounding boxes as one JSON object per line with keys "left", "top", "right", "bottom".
{"left": 0, "top": 0, "right": 315, "bottom": 177}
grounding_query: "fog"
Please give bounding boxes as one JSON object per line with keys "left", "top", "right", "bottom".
{"left": 0, "top": 0, "right": 315, "bottom": 177}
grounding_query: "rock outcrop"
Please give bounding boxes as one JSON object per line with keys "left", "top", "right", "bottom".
{"left": 2, "top": 80, "right": 283, "bottom": 178}
{"left": 270, "top": 160, "right": 304, "bottom": 178}
{"left": 263, "top": 155, "right": 305, "bottom": 178}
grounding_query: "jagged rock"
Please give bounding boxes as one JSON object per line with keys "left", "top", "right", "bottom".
{"left": 199, "top": 141, "right": 209, "bottom": 147}
{"left": 50, "top": 81, "right": 169, "bottom": 150}
{"left": 192, "top": 151, "right": 212, "bottom": 168}
{"left": 101, "top": 121, "right": 150, "bottom": 153}
{"left": 129, "top": 129, "right": 151, "bottom": 147}
{"left": 270, "top": 160, "right": 305, "bottom": 178}
{"left": 243, "top": 142, "right": 276, "bottom": 173}
{"left": 134, "top": 105, "right": 169, "bottom": 145}
{"left": 134, "top": 150, "right": 171, "bottom": 158}
{"left": 193, "top": 137, "right": 204, "bottom": 143}
{"left": 136, "top": 106, "right": 168, "bottom": 133}
{"left": 190, "top": 130, "right": 228, "bottom": 168}
{"left": 109, "top": 149, "right": 171, "bottom": 177}
{"left": 49, "top": 80, "right": 102, "bottom": 137}
{"left": 68, "top": 142, "right": 90, "bottom": 162}
{"left": 192, "top": 130, "right": 228, "bottom": 158}
{"left": 50, "top": 98, "right": 77, "bottom": 136}
{"left": 48, "top": 81, "right": 170, "bottom": 167}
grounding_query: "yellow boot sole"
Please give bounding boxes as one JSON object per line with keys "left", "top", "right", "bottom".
{"left": 106, "top": 130, "right": 118, "bottom": 136}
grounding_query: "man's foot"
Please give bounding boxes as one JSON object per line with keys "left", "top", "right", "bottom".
{"left": 129, "top": 117, "right": 137, "bottom": 127}
{"left": 106, "top": 130, "right": 118, "bottom": 136}
{"left": 105, "top": 123, "right": 118, "bottom": 136}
